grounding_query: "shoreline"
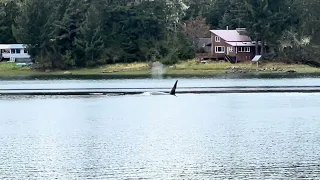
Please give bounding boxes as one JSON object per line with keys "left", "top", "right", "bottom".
{"left": 1, "top": 60, "right": 320, "bottom": 80}
{"left": 2, "top": 72, "right": 320, "bottom": 81}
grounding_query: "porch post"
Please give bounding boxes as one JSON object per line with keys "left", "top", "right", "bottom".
{"left": 210, "top": 33, "right": 214, "bottom": 56}
{"left": 235, "top": 43, "right": 238, "bottom": 63}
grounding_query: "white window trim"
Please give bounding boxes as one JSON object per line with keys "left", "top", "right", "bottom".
{"left": 215, "top": 36, "right": 220, "bottom": 42}
{"left": 215, "top": 46, "right": 225, "bottom": 53}
{"left": 238, "top": 47, "right": 251, "bottom": 52}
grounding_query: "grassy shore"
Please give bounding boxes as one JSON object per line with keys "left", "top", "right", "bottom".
{"left": 1, "top": 60, "right": 320, "bottom": 77}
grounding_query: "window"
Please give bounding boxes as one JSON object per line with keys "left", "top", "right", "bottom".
{"left": 10, "top": 48, "right": 23, "bottom": 54}
{"left": 2, "top": 49, "right": 10, "bottom": 53}
{"left": 215, "top": 36, "right": 220, "bottom": 42}
{"left": 215, "top": 46, "right": 225, "bottom": 53}
{"left": 238, "top": 47, "right": 250, "bottom": 52}
{"left": 228, "top": 47, "right": 233, "bottom": 52}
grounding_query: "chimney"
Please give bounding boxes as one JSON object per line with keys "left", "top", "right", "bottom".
{"left": 226, "top": 26, "right": 229, "bottom": 30}
{"left": 236, "top": 28, "right": 247, "bottom": 35}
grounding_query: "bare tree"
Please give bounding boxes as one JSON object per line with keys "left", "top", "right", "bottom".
{"left": 184, "top": 17, "right": 211, "bottom": 51}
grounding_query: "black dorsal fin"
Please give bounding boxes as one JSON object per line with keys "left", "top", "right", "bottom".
{"left": 170, "top": 80, "right": 178, "bottom": 95}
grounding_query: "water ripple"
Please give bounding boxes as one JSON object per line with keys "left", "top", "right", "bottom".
{"left": 1, "top": 92, "right": 320, "bottom": 179}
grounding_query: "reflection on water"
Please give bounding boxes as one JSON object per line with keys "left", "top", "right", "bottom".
{"left": 1, "top": 91, "right": 320, "bottom": 179}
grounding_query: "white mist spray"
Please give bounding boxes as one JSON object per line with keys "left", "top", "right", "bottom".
{"left": 151, "top": 61, "right": 166, "bottom": 79}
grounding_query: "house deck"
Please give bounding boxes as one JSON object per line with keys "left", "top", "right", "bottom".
{"left": 196, "top": 53, "right": 236, "bottom": 63}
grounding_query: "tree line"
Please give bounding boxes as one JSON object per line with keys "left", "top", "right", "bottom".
{"left": 0, "top": 0, "right": 320, "bottom": 70}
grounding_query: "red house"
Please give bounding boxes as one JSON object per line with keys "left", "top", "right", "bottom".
{"left": 209, "top": 28, "right": 261, "bottom": 63}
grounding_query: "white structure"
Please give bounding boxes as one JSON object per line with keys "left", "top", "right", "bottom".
{"left": 0, "top": 44, "right": 31, "bottom": 62}
{"left": 252, "top": 55, "right": 262, "bottom": 62}
{"left": 252, "top": 55, "right": 262, "bottom": 69}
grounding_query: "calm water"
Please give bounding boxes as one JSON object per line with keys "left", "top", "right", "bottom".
{"left": 1, "top": 78, "right": 320, "bottom": 179}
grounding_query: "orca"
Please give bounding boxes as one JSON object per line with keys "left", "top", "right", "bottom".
{"left": 142, "top": 80, "right": 178, "bottom": 96}
{"left": 169, "top": 80, "right": 178, "bottom": 96}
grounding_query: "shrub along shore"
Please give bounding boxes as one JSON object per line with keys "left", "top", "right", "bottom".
{"left": 0, "top": 60, "right": 320, "bottom": 78}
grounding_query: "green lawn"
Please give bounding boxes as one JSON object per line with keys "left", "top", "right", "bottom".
{"left": 1, "top": 60, "right": 320, "bottom": 77}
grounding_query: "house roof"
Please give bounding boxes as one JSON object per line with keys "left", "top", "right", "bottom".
{"left": 0, "top": 44, "right": 26, "bottom": 49}
{"left": 0, "top": 44, "right": 11, "bottom": 49}
{"left": 210, "top": 30, "right": 252, "bottom": 42}
{"left": 226, "top": 41, "right": 256, "bottom": 47}
{"left": 197, "top": 38, "right": 211, "bottom": 47}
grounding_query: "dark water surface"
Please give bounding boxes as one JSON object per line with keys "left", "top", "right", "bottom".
{"left": 1, "top": 78, "right": 320, "bottom": 179}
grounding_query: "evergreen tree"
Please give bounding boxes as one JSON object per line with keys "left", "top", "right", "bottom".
{"left": 218, "top": 0, "right": 246, "bottom": 29}
{"left": 51, "top": 0, "right": 89, "bottom": 68}
{"left": 13, "top": 0, "right": 52, "bottom": 61}
{"left": 6, "top": 0, "right": 318, "bottom": 68}
{"left": 0, "top": 1, "right": 19, "bottom": 43}
{"left": 243, "top": 0, "right": 292, "bottom": 56}
{"left": 183, "top": 0, "right": 213, "bottom": 21}
{"left": 205, "top": 0, "right": 230, "bottom": 28}
{"left": 75, "top": 3, "right": 105, "bottom": 67}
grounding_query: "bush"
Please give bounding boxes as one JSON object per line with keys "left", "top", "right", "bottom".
{"left": 282, "top": 44, "right": 320, "bottom": 67}
{"left": 32, "top": 55, "right": 53, "bottom": 71}
{"left": 196, "top": 47, "right": 206, "bottom": 53}
{"left": 160, "top": 57, "right": 178, "bottom": 65}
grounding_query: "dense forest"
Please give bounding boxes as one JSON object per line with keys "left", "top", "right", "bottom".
{"left": 0, "top": 0, "right": 320, "bottom": 70}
